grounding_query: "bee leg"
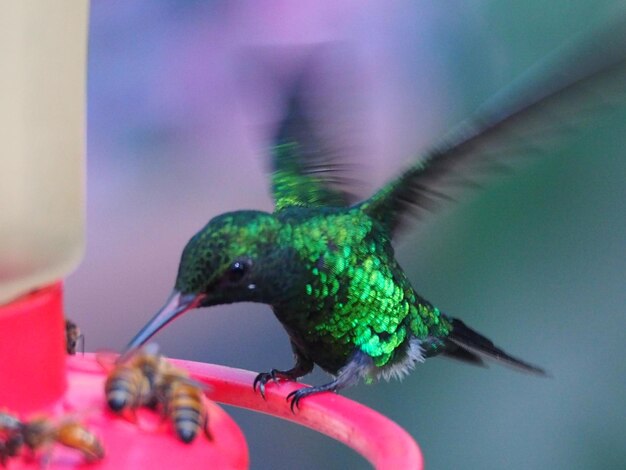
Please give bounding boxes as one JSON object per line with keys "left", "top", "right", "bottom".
{"left": 77, "top": 333, "right": 85, "bottom": 356}
{"left": 154, "top": 386, "right": 170, "bottom": 428}
{"left": 201, "top": 410, "right": 212, "bottom": 441}
{"left": 129, "top": 408, "right": 139, "bottom": 424}
{"left": 253, "top": 341, "right": 313, "bottom": 399}
{"left": 149, "top": 388, "right": 171, "bottom": 434}
{"left": 119, "top": 407, "right": 142, "bottom": 428}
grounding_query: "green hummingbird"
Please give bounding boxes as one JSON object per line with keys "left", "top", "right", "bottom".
{"left": 125, "top": 22, "right": 626, "bottom": 409}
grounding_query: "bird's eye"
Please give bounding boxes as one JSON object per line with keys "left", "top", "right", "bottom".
{"left": 225, "top": 260, "right": 249, "bottom": 284}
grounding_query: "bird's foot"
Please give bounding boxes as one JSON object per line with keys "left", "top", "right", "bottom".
{"left": 253, "top": 369, "right": 299, "bottom": 399}
{"left": 286, "top": 383, "right": 337, "bottom": 413}
{"left": 284, "top": 350, "right": 372, "bottom": 412}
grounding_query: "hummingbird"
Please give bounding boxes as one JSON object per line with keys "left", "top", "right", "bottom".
{"left": 125, "top": 21, "right": 626, "bottom": 410}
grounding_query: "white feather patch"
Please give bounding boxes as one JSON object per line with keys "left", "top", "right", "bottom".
{"left": 376, "top": 337, "right": 425, "bottom": 382}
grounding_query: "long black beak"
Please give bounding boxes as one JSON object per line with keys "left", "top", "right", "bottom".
{"left": 124, "top": 290, "right": 205, "bottom": 353}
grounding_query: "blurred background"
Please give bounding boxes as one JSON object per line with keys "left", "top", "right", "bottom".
{"left": 70, "top": 1, "right": 625, "bottom": 468}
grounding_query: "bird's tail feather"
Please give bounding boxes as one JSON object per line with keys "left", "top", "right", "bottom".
{"left": 445, "top": 318, "right": 547, "bottom": 376}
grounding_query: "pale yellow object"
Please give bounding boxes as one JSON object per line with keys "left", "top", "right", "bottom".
{"left": 0, "top": 1, "right": 89, "bottom": 304}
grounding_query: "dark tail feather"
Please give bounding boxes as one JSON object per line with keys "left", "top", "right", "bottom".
{"left": 441, "top": 342, "right": 487, "bottom": 367}
{"left": 446, "top": 318, "right": 548, "bottom": 376}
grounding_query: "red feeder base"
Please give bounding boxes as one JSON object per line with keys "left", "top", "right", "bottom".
{"left": 0, "top": 283, "right": 66, "bottom": 412}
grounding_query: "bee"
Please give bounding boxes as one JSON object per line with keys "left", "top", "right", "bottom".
{"left": 0, "top": 412, "right": 22, "bottom": 467}
{"left": 65, "top": 319, "right": 84, "bottom": 355}
{"left": 19, "top": 418, "right": 105, "bottom": 462}
{"left": 0, "top": 412, "right": 104, "bottom": 465}
{"left": 158, "top": 374, "right": 212, "bottom": 444}
{"left": 101, "top": 345, "right": 211, "bottom": 443}
{"left": 101, "top": 344, "right": 165, "bottom": 414}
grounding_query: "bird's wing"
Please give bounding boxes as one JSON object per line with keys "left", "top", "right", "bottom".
{"left": 270, "top": 47, "right": 361, "bottom": 211}
{"left": 361, "top": 14, "right": 626, "bottom": 236}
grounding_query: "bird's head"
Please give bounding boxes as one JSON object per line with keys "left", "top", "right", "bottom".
{"left": 125, "top": 210, "right": 288, "bottom": 350}
{"left": 174, "top": 210, "right": 281, "bottom": 301}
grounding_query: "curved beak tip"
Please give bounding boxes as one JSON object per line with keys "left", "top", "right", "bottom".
{"left": 124, "top": 290, "right": 204, "bottom": 353}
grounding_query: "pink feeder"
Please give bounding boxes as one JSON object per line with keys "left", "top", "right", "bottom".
{"left": 0, "top": 285, "right": 422, "bottom": 469}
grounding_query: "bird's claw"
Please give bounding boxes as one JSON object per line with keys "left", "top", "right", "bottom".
{"left": 286, "top": 384, "right": 339, "bottom": 413}
{"left": 253, "top": 369, "right": 293, "bottom": 399}
{"left": 286, "top": 389, "right": 305, "bottom": 413}
{"left": 286, "top": 387, "right": 320, "bottom": 413}
{"left": 252, "top": 372, "right": 272, "bottom": 399}
{"left": 255, "top": 369, "right": 336, "bottom": 412}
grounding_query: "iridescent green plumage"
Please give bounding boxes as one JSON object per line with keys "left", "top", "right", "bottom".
{"left": 273, "top": 207, "right": 451, "bottom": 373}
{"left": 126, "top": 23, "right": 626, "bottom": 408}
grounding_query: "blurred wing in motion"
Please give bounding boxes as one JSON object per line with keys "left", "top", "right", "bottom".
{"left": 270, "top": 46, "right": 363, "bottom": 211}
{"left": 361, "top": 13, "right": 626, "bottom": 236}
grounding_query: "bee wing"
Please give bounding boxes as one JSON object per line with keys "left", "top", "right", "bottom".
{"left": 95, "top": 350, "right": 121, "bottom": 372}
{"left": 161, "top": 372, "right": 212, "bottom": 394}
{"left": 115, "top": 343, "right": 161, "bottom": 365}
{"left": 182, "top": 376, "right": 212, "bottom": 394}
{"left": 0, "top": 411, "right": 23, "bottom": 431}
{"left": 54, "top": 409, "right": 99, "bottom": 426}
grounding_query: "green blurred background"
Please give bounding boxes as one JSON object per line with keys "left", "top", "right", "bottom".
{"left": 70, "top": 1, "right": 625, "bottom": 468}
